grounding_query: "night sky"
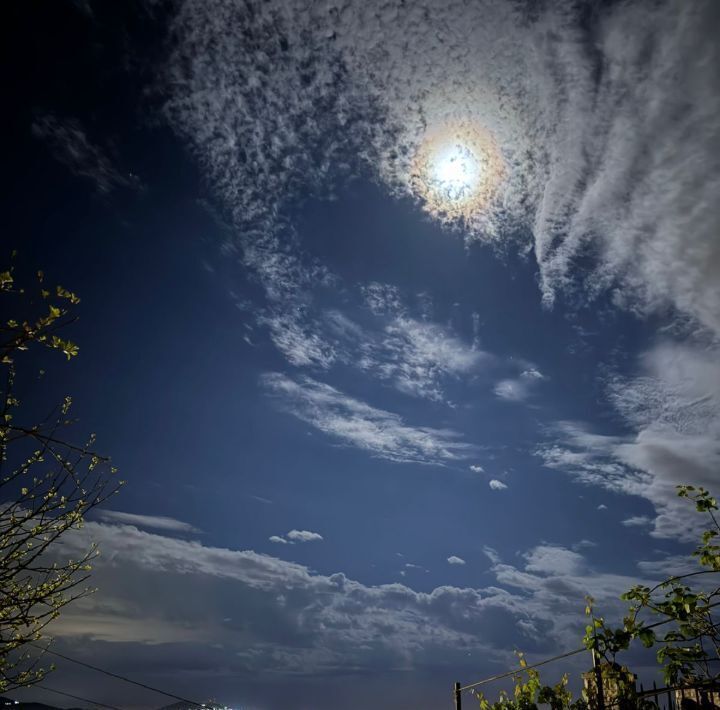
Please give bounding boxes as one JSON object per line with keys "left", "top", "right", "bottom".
{"left": 3, "top": 1, "right": 720, "bottom": 709}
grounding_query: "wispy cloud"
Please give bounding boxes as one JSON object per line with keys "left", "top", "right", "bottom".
{"left": 537, "top": 341, "right": 720, "bottom": 541}
{"left": 469, "top": 464, "right": 484, "bottom": 473}
{"left": 622, "top": 516, "right": 652, "bottom": 528}
{"left": 262, "top": 372, "right": 476, "bottom": 465}
{"left": 494, "top": 368, "right": 545, "bottom": 403}
{"left": 165, "top": 0, "right": 720, "bottom": 338}
{"left": 32, "top": 114, "right": 140, "bottom": 194}
{"left": 369, "top": 315, "right": 486, "bottom": 402}
{"left": 260, "top": 312, "right": 339, "bottom": 369}
{"left": 162, "top": 0, "right": 720, "bottom": 545}
{"left": 489, "top": 480, "right": 507, "bottom": 491}
{"left": 254, "top": 285, "right": 486, "bottom": 404}
{"left": 95, "top": 510, "right": 200, "bottom": 534}
{"left": 335, "top": 289, "right": 488, "bottom": 403}
{"left": 523, "top": 545, "right": 585, "bottom": 577}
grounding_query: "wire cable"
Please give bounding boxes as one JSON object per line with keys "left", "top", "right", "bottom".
{"left": 34, "top": 684, "right": 124, "bottom": 710}
{"left": 459, "top": 600, "right": 720, "bottom": 694}
{"left": 29, "top": 643, "right": 205, "bottom": 707}
{"left": 458, "top": 647, "right": 587, "bottom": 692}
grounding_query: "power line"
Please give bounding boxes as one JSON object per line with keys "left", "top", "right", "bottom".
{"left": 458, "top": 600, "right": 720, "bottom": 694}
{"left": 34, "top": 683, "right": 124, "bottom": 710}
{"left": 458, "top": 647, "right": 587, "bottom": 692}
{"left": 29, "top": 643, "right": 205, "bottom": 708}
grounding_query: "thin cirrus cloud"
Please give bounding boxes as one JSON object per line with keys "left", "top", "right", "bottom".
{"left": 260, "top": 288, "right": 487, "bottom": 405}
{"left": 537, "top": 341, "right": 720, "bottom": 542}
{"left": 494, "top": 368, "right": 545, "bottom": 403}
{"left": 164, "top": 0, "right": 720, "bottom": 337}
{"left": 162, "top": 0, "right": 720, "bottom": 539}
{"left": 262, "top": 372, "right": 477, "bottom": 466}
{"left": 622, "top": 516, "right": 652, "bottom": 528}
{"left": 32, "top": 114, "right": 141, "bottom": 194}
{"left": 95, "top": 510, "right": 200, "bottom": 534}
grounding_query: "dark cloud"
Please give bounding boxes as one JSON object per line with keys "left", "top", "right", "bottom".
{"left": 39, "top": 521, "right": 656, "bottom": 708}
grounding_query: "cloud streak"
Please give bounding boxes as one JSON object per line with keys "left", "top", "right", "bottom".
{"left": 32, "top": 114, "right": 140, "bottom": 194}
{"left": 95, "top": 510, "right": 200, "bottom": 534}
{"left": 262, "top": 372, "right": 476, "bottom": 465}
{"left": 538, "top": 341, "right": 720, "bottom": 540}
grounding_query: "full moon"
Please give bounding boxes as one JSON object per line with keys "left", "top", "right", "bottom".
{"left": 411, "top": 122, "right": 504, "bottom": 223}
{"left": 430, "top": 143, "right": 482, "bottom": 202}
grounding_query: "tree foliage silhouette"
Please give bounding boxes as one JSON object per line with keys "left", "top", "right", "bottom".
{"left": 0, "top": 261, "right": 121, "bottom": 692}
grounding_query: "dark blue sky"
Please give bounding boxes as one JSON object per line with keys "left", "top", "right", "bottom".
{"left": 4, "top": 1, "right": 719, "bottom": 709}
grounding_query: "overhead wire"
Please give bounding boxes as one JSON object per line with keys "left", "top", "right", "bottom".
{"left": 29, "top": 642, "right": 206, "bottom": 708}
{"left": 458, "top": 647, "right": 587, "bottom": 692}
{"left": 33, "top": 683, "right": 124, "bottom": 710}
{"left": 458, "top": 600, "right": 720, "bottom": 694}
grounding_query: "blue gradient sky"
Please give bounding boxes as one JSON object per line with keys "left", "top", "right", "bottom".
{"left": 4, "top": 1, "right": 719, "bottom": 708}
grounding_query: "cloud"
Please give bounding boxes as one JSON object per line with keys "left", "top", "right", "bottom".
{"left": 482, "top": 546, "right": 500, "bottom": 565}
{"left": 404, "top": 563, "right": 428, "bottom": 573}
{"left": 637, "top": 554, "right": 703, "bottom": 579}
{"left": 49, "top": 521, "right": 598, "bottom": 677}
{"left": 160, "top": 0, "right": 720, "bottom": 559}
{"left": 364, "top": 314, "right": 486, "bottom": 402}
{"left": 286, "top": 529, "right": 323, "bottom": 543}
{"left": 538, "top": 341, "right": 720, "bottom": 541}
{"left": 263, "top": 290, "right": 486, "bottom": 403}
{"left": 270, "top": 530, "right": 323, "bottom": 544}
{"left": 32, "top": 114, "right": 140, "bottom": 194}
{"left": 95, "top": 510, "right": 200, "bottom": 534}
{"left": 489, "top": 480, "right": 507, "bottom": 491}
{"left": 42, "top": 520, "right": 694, "bottom": 708}
{"left": 622, "top": 516, "right": 653, "bottom": 528}
{"left": 261, "top": 313, "right": 339, "bottom": 369}
{"left": 597, "top": 504, "right": 608, "bottom": 511}
{"left": 523, "top": 545, "right": 585, "bottom": 577}
{"left": 469, "top": 464, "right": 484, "bottom": 473}
{"left": 164, "top": 0, "right": 720, "bottom": 339}
{"left": 56, "top": 523, "right": 672, "bottom": 674}
{"left": 494, "top": 368, "right": 545, "bottom": 403}
{"left": 361, "top": 283, "right": 404, "bottom": 317}
{"left": 262, "top": 372, "right": 476, "bottom": 465}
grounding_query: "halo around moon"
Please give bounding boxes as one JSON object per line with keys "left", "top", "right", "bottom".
{"left": 410, "top": 122, "right": 505, "bottom": 224}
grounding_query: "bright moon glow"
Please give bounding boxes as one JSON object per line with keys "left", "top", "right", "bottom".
{"left": 430, "top": 143, "right": 482, "bottom": 202}
{"left": 411, "top": 122, "right": 504, "bottom": 223}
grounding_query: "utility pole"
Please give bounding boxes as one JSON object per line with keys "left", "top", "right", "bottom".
{"left": 454, "top": 681, "right": 462, "bottom": 710}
